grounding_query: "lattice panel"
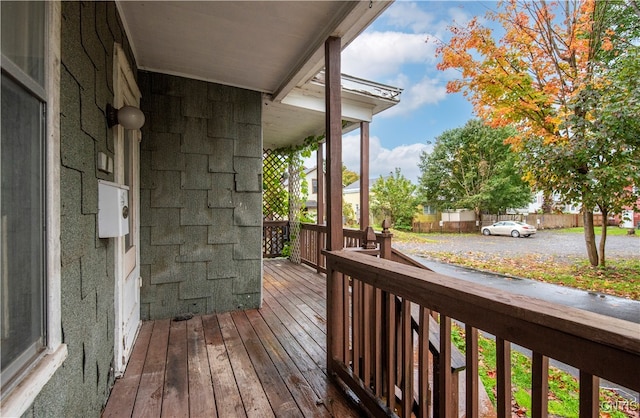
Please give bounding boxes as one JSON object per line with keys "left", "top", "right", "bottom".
{"left": 288, "top": 156, "right": 303, "bottom": 264}
{"left": 263, "top": 149, "right": 289, "bottom": 221}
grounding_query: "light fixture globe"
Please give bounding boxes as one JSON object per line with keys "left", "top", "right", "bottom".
{"left": 117, "top": 105, "right": 145, "bottom": 130}
{"left": 106, "top": 103, "right": 145, "bottom": 130}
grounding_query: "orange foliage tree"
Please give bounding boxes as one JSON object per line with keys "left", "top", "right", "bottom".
{"left": 437, "top": 0, "right": 640, "bottom": 266}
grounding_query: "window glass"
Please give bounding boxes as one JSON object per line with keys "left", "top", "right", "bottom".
{"left": 1, "top": 1, "right": 45, "bottom": 87}
{"left": 0, "top": 73, "right": 46, "bottom": 386}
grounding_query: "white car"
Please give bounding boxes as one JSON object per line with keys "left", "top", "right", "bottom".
{"left": 482, "top": 221, "right": 536, "bottom": 238}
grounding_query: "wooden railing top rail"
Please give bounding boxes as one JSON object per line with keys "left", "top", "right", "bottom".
{"left": 263, "top": 220, "right": 290, "bottom": 226}
{"left": 324, "top": 249, "right": 640, "bottom": 392}
{"left": 300, "top": 223, "right": 387, "bottom": 240}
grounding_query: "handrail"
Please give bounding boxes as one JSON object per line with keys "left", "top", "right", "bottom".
{"left": 324, "top": 249, "right": 640, "bottom": 417}
{"left": 299, "top": 223, "right": 394, "bottom": 272}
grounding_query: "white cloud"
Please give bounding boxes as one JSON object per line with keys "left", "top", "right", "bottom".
{"left": 342, "top": 31, "right": 437, "bottom": 80}
{"left": 380, "top": 75, "right": 447, "bottom": 117}
{"left": 383, "top": 2, "right": 437, "bottom": 33}
{"left": 343, "top": 134, "right": 428, "bottom": 184}
{"left": 303, "top": 135, "right": 428, "bottom": 184}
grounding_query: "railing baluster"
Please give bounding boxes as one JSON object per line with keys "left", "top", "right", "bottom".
{"left": 465, "top": 325, "right": 479, "bottom": 418}
{"left": 579, "top": 372, "right": 599, "bottom": 418}
{"left": 496, "top": 337, "right": 512, "bottom": 418}
{"left": 374, "top": 288, "right": 383, "bottom": 397}
{"left": 363, "top": 283, "right": 373, "bottom": 388}
{"left": 343, "top": 274, "right": 351, "bottom": 364}
{"left": 386, "top": 291, "right": 397, "bottom": 411}
{"left": 401, "top": 300, "right": 413, "bottom": 418}
{"left": 438, "top": 315, "right": 452, "bottom": 417}
{"left": 418, "top": 307, "right": 430, "bottom": 418}
{"left": 531, "top": 352, "right": 549, "bottom": 418}
{"left": 327, "top": 269, "right": 344, "bottom": 367}
{"left": 353, "top": 279, "right": 362, "bottom": 376}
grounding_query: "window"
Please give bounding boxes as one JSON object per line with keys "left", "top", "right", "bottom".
{"left": 312, "top": 178, "right": 318, "bottom": 194}
{"left": 1, "top": 0, "right": 47, "bottom": 389}
{"left": 422, "top": 205, "right": 436, "bottom": 215}
{"left": 1, "top": 3, "right": 65, "bottom": 415}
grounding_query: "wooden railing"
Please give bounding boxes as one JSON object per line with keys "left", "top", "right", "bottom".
{"left": 263, "top": 220, "right": 289, "bottom": 258}
{"left": 324, "top": 249, "right": 640, "bottom": 418}
{"left": 299, "top": 223, "right": 395, "bottom": 273}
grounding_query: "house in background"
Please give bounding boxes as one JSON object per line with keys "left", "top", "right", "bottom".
{"left": 304, "top": 165, "right": 324, "bottom": 220}
{"left": 343, "top": 179, "right": 377, "bottom": 226}
{"left": 0, "top": 1, "right": 399, "bottom": 416}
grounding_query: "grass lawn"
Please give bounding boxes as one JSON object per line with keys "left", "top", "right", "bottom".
{"left": 429, "top": 252, "right": 640, "bottom": 299}
{"left": 557, "top": 226, "right": 639, "bottom": 236}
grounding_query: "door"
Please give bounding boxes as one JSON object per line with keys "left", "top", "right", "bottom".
{"left": 113, "top": 44, "right": 142, "bottom": 375}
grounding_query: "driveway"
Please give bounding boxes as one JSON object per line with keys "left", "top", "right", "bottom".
{"left": 393, "top": 229, "right": 640, "bottom": 262}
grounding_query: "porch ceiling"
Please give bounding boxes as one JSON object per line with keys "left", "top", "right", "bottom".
{"left": 116, "top": 0, "right": 397, "bottom": 149}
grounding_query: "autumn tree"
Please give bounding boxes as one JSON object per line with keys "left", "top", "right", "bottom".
{"left": 342, "top": 165, "right": 359, "bottom": 187}
{"left": 371, "top": 168, "right": 417, "bottom": 230}
{"left": 418, "top": 119, "right": 531, "bottom": 220}
{"left": 437, "top": 0, "right": 640, "bottom": 266}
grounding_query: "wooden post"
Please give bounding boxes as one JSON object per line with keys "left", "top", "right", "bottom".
{"left": 325, "top": 36, "right": 343, "bottom": 252}
{"left": 379, "top": 219, "right": 393, "bottom": 259}
{"left": 579, "top": 372, "right": 599, "bottom": 418}
{"left": 466, "top": 325, "right": 479, "bottom": 418}
{"left": 496, "top": 338, "right": 512, "bottom": 418}
{"left": 360, "top": 121, "right": 370, "bottom": 229}
{"left": 532, "top": 352, "right": 549, "bottom": 418}
{"left": 316, "top": 144, "right": 325, "bottom": 273}
{"left": 438, "top": 316, "right": 452, "bottom": 417}
{"left": 325, "top": 36, "right": 344, "bottom": 374}
{"left": 316, "top": 142, "right": 324, "bottom": 225}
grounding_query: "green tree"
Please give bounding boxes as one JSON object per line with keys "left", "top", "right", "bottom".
{"left": 437, "top": 0, "right": 640, "bottom": 266}
{"left": 342, "top": 165, "right": 359, "bottom": 187}
{"left": 371, "top": 168, "right": 417, "bottom": 230}
{"left": 418, "top": 120, "right": 531, "bottom": 220}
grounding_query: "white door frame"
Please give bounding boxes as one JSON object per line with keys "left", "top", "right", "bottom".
{"left": 112, "top": 43, "right": 142, "bottom": 376}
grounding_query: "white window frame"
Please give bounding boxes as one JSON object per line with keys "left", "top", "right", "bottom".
{"left": 0, "top": 2, "right": 67, "bottom": 416}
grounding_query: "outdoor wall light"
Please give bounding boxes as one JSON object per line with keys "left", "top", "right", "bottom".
{"left": 106, "top": 104, "right": 145, "bottom": 130}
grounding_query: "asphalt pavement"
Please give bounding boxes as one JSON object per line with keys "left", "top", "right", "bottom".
{"left": 410, "top": 257, "right": 640, "bottom": 323}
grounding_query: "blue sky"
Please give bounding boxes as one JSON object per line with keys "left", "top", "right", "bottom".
{"left": 307, "top": 1, "right": 496, "bottom": 183}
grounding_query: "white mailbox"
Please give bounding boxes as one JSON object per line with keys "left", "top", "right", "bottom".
{"left": 98, "top": 180, "right": 130, "bottom": 238}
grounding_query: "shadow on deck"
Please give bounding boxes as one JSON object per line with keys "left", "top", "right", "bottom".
{"left": 102, "top": 260, "right": 360, "bottom": 417}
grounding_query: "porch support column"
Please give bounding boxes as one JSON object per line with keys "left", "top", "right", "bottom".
{"left": 325, "top": 36, "right": 344, "bottom": 373}
{"left": 359, "top": 121, "right": 370, "bottom": 229}
{"left": 325, "top": 36, "right": 343, "bottom": 251}
{"left": 316, "top": 142, "right": 324, "bottom": 225}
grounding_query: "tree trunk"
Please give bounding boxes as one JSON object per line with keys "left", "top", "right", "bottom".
{"left": 599, "top": 208, "right": 608, "bottom": 267}
{"left": 583, "top": 211, "right": 599, "bottom": 266}
{"left": 542, "top": 191, "right": 553, "bottom": 213}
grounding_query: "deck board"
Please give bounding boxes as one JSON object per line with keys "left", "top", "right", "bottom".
{"left": 186, "top": 317, "right": 216, "bottom": 417}
{"left": 132, "top": 319, "right": 170, "bottom": 418}
{"left": 102, "top": 260, "right": 361, "bottom": 417}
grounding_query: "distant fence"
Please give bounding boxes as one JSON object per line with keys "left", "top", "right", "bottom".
{"left": 413, "top": 213, "right": 610, "bottom": 233}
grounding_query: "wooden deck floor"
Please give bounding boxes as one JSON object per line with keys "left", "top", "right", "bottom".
{"left": 102, "top": 260, "right": 361, "bottom": 418}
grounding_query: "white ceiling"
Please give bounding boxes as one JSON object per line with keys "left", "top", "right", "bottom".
{"left": 117, "top": 1, "right": 398, "bottom": 149}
